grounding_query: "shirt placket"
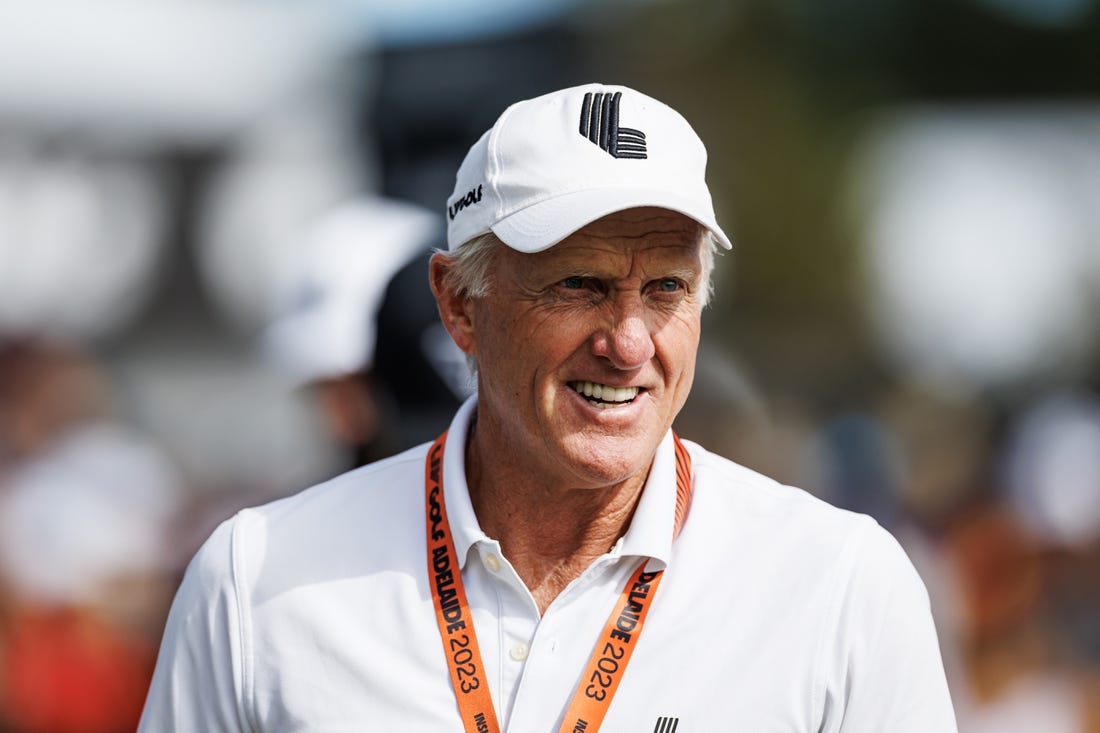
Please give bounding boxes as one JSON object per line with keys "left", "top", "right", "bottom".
{"left": 504, "top": 554, "right": 636, "bottom": 733}
{"left": 470, "top": 541, "right": 540, "bottom": 729}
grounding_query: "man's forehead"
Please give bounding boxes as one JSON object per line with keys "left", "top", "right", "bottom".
{"left": 517, "top": 229, "right": 705, "bottom": 280}
{"left": 568, "top": 207, "right": 703, "bottom": 241}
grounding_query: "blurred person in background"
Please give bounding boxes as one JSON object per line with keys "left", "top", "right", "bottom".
{"left": 0, "top": 340, "right": 108, "bottom": 471}
{"left": 856, "top": 382, "right": 1100, "bottom": 733}
{"left": 263, "top": 195, "right": 470, "bottom": 470}
{"left": 139, "top": 83, "right": 956, "bottom": 732}
{"left": 0, "top": 338, "right": 184, "bottom": 733}
{"left": 942, "top": 505, "right": 1094, "bottom": 732}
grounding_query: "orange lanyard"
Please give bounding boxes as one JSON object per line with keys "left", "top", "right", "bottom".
{"left": 424, "top": 431, "right": 694, "bottom": 733}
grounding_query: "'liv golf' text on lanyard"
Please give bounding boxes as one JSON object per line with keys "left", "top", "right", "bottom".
{"left": 424, "top": 431, "right": 694, "bottom": 733}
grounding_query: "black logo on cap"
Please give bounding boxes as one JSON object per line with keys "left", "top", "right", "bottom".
{"left": 579, "top": 92, "right": 647, "bottom": 159}
{"left": 448, "top": 184, "right": 483, "bottom": 220}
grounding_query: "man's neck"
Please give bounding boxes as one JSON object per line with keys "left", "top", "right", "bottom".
{"left": 464, "top": 423, "right": 649, "bottom": 615}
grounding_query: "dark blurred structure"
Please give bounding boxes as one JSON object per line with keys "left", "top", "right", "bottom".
{"left": 367, "top": 22, "right": 593, "bottom": 210}
{"left": 372, "top": 248, "right": 472, "bottom": 450}
{"left": 0, "top": 339, "right": 182, "bottom": 733}
{"left": 261, "top": 194, "right": 470, "bottom": 467}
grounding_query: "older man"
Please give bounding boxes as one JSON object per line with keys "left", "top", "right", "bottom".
{"left": 139, "top": 84, "right": 957, "bottom": 732}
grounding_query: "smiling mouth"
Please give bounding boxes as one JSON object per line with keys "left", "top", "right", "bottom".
{"left": 568, "top": 381, "right": 641, "bottom": 409}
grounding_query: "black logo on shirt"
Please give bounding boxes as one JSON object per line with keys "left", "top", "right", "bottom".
{"left": 653, "top": 716, "right": 679, "bottom": 733}
{"left": 579, "top": 92, "right": 648, "bottom": 159}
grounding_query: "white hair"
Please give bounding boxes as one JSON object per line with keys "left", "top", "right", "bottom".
{"left": 437, "top": 227, "right": 719, "bottom": 305}
{"left": 435, "top": 231, "right": 502, "bottom": 301}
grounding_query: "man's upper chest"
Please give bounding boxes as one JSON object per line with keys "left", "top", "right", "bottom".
{"left": 246, "top": 544, "right": 828, "bottom": 732}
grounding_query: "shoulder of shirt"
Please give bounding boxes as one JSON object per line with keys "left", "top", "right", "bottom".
{"left": 186, "top": 442, "right": 431, "bottom": 584}
{"left": 675, "top": 439, "right": 929, "bottom": 639}
{"left": 678, "top": 438, "right": 901, "bottom": 557}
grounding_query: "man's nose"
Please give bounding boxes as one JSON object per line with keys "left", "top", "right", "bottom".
{"left": 590, "top": 295, "right": 656, "bottom": 370}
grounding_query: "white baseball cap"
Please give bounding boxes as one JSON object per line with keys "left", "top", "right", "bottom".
{"left": 446, "top": 83, "right": 732, "bottom": 252}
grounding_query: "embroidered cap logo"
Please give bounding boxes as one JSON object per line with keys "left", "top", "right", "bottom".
{"left": 578, "top": 92, "right": 648, "bottom": 159}
{"left": 449, "top": 184, "right": 483, "bottom": 220}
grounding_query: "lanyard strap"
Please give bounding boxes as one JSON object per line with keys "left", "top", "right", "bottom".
{"left": 425, "top": 431, "right": 694, "bottom": 733}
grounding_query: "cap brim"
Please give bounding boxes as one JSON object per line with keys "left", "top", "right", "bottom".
{"left": 490, "top": 187, "right": 732, "bottom": 253}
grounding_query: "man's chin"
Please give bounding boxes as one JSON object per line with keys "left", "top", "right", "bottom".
{"left": 555, "top": 430, "right": 661, "bottom": 488}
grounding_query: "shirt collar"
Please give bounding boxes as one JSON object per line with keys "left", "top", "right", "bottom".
{"left": 616, "top": 429, "right": 679, "bottom": 569}
{"left": 440, "top": 395, "right": 682, "bottom": 570}
{"left": 440, "top": 396, "right": 486, "bottom": 570}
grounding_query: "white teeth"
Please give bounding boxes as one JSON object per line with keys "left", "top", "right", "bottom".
{"left": 570, "top": 381, "right": 640, "bottom": 405}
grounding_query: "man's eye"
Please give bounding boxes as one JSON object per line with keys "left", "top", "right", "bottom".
{"left": 657, "top": 278, "right": 681, "bottom": 293}
{"left": 561, "top": 276, "right": 585, "bottom": 289}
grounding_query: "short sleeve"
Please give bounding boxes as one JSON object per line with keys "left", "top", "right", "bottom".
{"left": 138, "top": 515, "right": 253, "bottom": 732}
{"left": 817, "top": 519, "right": 958, "bottom": 733}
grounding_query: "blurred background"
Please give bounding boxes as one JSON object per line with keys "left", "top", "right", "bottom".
{"left": 1, "top": 0, "right": 1099, "bottom": 730}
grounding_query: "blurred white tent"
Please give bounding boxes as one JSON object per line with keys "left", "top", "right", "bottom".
{"left": 853, "top": 107, "right": 1100, "bottom": 389}
{"left": 0, "top": 147, "right": 167, "bottom": 340}
{"left": 0, "top": 0, "right": 366, "bottom": 341}
{"left": 0, "top": 0, "right": 354, "bottom": 146}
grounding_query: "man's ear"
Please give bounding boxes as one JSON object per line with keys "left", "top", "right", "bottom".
{"left": 429, "top": 252, "right": 477, "bottom": 356}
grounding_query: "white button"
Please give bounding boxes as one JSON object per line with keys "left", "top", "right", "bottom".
{"left": 484, "top": 553, "right": 501, "bottom": 573}
{"left": 509, "top": 643, "right": 529, "bottom": 662}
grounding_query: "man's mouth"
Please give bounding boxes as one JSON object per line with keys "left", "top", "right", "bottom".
{"left": 568, "top": 381, "right": 641, "bottom": 409}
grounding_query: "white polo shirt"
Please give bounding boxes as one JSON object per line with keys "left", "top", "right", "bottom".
{"left": 139, "top": 397, "right": 957, "bottom": 732}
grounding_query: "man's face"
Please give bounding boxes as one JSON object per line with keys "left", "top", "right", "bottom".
{"left": 460, "top": 207, "right": 706, "bottom": 489}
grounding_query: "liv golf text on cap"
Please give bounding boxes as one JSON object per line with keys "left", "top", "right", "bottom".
{"left": 445, "top": 83, "right": 732, "bottom": 253}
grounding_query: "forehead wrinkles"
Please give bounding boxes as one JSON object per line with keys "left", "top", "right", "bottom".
{"left": 532, "top": 224, "right": 703, "bottom": 275}
{"left": 576, "top": 210, "right": 702, "bottom": 245}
